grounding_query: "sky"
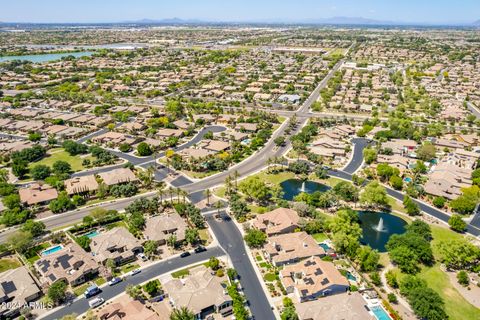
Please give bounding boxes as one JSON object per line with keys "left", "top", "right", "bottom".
{"left": 0, "top": 0, "right": 479, "bottom": 25}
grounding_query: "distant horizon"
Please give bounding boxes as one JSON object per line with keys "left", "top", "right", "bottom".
{"left": 0, "top": 16, "right": 478, "bottom": 27}
{"left": 0, "top": 0, "right": 478, "bottom": 25}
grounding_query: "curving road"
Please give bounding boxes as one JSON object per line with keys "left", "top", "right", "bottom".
{"left": 41, "top": 246, "right": 225, "bottom": 320}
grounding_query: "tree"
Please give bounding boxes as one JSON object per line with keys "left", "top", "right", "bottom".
{"left": 244, "top": 228, "right": 267, "bottom": 248}
{"left": 329, "top": 208, "right": 362, "bottom": 257}
{"left": 356, "top": 246, "right": 380, "bottom": 272}
{"left": 448, "top": 214, "right": 466, "bottom": 232}
{"left": 376, "top": 163, "right": 399, "bottom": 181}
{"left": 48, "top": 281, "right": 67, "bottom": 305}
{"left": 360, "top": 181, "right": 389, "bottom": 208}
{"left": 52, "top": 160, "right": 72, "bottom": 175}
{"left": 363, "top": 148, "right": 377, "bottom": 164}
{"left": 137, "top": 142, "right": 153, "bottom": 156}
{"left": 143, "top": 240, "right": 159, "bottom": 257}
{"left": 12, "top": 160, "right": 28, "bottom": 179}
{"left": 274, "top": 136, "right": 286, "bottom": 147}
{"left": 385, "top": 270, "right": 399, "bottom": 288}
{"left": 386, "top": 232, "right": 434, "bottom": 274}
{"left": 457, "top": 270, "right": 469, "bottom": 286}
{"left": 403, "top": 195, "right": 420, "bottom": 216}
{"left": 170, "top": 307, "right": 195, "bottom": 320}
{"left": 281, "top": 297, "right": 299, "bottom": 320}
{"left": 315, "top": 166, "right": 329, "bottom": 179}
{"left": 119, "top": 143, "right": 132, "bottom": 153}
{"left": 239, "top": 176, "right": 271, "bottom": 203}
{"left": 432, "top": 196, "right": 446, "bottom": 208}
{"left": 106, "top": 258, "right": 116, "bottom": 273}
{"left": 185, "top": 228, "right": 200, "bottom": 245}
{"left": 76, "top": 235, "right": 91, "bottom": 251}
{"left": 28, "top": 132, "right": 42, "bottom": 142}
{"left": 207, "top": 256, "right": 220, "bottom": 271}
{"left": 406, "top": 220, "right": 432, "bottom": 241}
{"left": 400, "top": 276, "right": 447, "bottom": 320}
{"left": 2, "top": 193, "right": 21, "bottom": 209}
{"left": 0, "top": 169, "right": 8, "bottom": 183}
{"left": 416, "top": 142, "right": 436, "bottom": 161}
{"left": 389, "top": 175, "right": 403, "bottom": 190}
{"left": 370, "top": 271, "right": 382, "bottom": 286}
{"left": 8, "top": 231, "right": 33, "bottom": 253}
{"left": 388, "top": 293, "right": 398, "bottom": 304}
{"left": 144, "top": 279, "right": 161, "bottom": 297}
{"left": 436, "top": 239, "right": 480, "bottom": 270}
{"left": 49, "top": 191, "right": 74, "bottom": 213}
{"left": 230, "top": 198, "right": 250, "bottom": 221}
{"left": 125, "top": 284, "right": 142, "bottom": 300}
{"left": 333, "top": 181, "right": 359, "bottom": 202}
{"left": 30, "top": 164, "right": 51, "bottom": 180}
{"left": 62, "top": 140, "right": 88, "bottom": 155}
{"left": 22, "top": 219, "right": 45, "bottom": 237}
{"left": 167, "top": 234, "right": 177, "bottom": 249}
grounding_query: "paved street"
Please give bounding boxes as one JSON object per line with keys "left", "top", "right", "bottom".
{"left": 41, "top": 246, "right": 225, "bottom": 320}
{"left": 206, "top": 212, "right": 276, "bottom": 320}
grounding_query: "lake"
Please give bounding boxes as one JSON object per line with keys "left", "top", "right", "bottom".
{"left": 0, "top": 51, "right": 94, "bottom": 63}
{"left": 358, "top": 211, "right": 407, "bottom": 252}
{"left": 280, "top": 179, "right": 330, "bottom": 201}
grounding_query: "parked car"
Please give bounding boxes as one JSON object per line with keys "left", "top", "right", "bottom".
{"left": 88, "top": 297, "right": 105, "bottom": 308}
{"left": 180, "top": 251, "right": 191, "bottom": 258}
{"left": 129, "top": 269, "right": 141, "bottom": 276}
{"left": 137, "top": 253, "right": 148, "bottom": 261}
{"left": 84, "top": 285, "right": 101, "bottom": 298}
{"left": 108, "top": 277, "right": 122, "bottom": 286}
{"left": 194, "top": 246, "right": 207, "bottom": 254}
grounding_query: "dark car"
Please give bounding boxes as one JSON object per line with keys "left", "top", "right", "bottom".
{"left": 194, "top": 246, "right": 207, "bottom": 254}
{"left": 180, "top": 251, "right": 191, "bottom": 258}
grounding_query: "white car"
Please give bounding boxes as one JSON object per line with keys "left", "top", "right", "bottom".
{"left": 129, "top": 269, "right": 141, "bottom": 276}
{"left": 108, "top": 277, "right": 122, "bottom": 286}
{"left": 137, "top": 253, "right": 148, "bottom": 261}
{"left": 88, "top": 297, "right": 104, "bottom": 308}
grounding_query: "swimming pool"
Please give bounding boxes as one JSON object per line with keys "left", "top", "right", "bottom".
{"left": 403, "top": 177, "right": 412, "bottom": 183}
{"left": 41, "top": 245, "right": 64, "bottom": 256}
{"left": 371, "top": 305, "right": 392, "bottom": 320}
{"left": 346, "top": 271, "right": 357, "bottom": 282}
{"left": 319, "top": 243, "right": 332, "bottom": 251}
{"left": 85, "top": 230, "right": 100, "bottom": 239}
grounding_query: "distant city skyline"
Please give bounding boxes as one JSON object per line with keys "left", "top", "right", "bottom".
{"left": 1, "top": 0, "right": 479, "bottom": 25}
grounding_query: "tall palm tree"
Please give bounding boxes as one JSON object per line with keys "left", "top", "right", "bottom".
{"left": 233, "top": 170, "right": 240, "bottom": 190}
{"left": 204, "top": 189, "right": 211, "bottom": 205}
{"left": 168, "top": 187, "right": 174, "bottom": 203}
{"left": 224, "top": 176, "right": 232, "bottom": 195}
{"left": 176, "top": 188, "right": 182, "bottom": 203}
{"left": 170, "top": 307, "right": 195, "bottom": 320}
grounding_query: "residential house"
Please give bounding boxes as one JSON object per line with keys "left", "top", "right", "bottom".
{"left": 90, "top": 227, "right": 143, "bottom": 265}
{"left": 18, "top": 183, "right": 58, "bottom": 206}
{"left": 252, "top": 208, "right": 300, "bottom": 236}
{"left": 64, "top": 175, "right": 99, "bottom": 195}
{"left": 143, "top": 212, "right": 188, "bottom": 245}
{"left": 163, "top": 265, "right": 233, "bottom": 318}
{"left": 35, "top": 243, "right": 100, "bottom": 287}
{"left": 0, "top": 266, "right": 42, "bottom": 318}
{"left": 280, "top": 257, "right": 349, "bottom": 302}
{"left": 264, "top": 232, "right": 325, "bottom": 266}
{"left": 98, "top": 168, "right": 139, "bottom": 186}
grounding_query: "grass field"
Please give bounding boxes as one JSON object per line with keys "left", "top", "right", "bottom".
{"left": 30, "top": 149, "right": 94, "bottom": 172}
{"left": 418, "top": 264, "right": 480, "bottom": 320}
{"left": 0, "top": 258, "right": 21, "bottom": 272}
{"left": 312, "top": 233, "right": 328, "bottom": 243}
{"left": 390, "top": 224, "right": 480, "bottom": 320}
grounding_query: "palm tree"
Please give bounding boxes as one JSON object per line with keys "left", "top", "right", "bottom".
{"left": 168, "top": 187, "right": 174, "bottom": 203}
{"left": 170, "top": 307, "right": 195, "bottom": 320}
{"left": 204, "top": 189, "right": 211, "bottom": 206}
{"left": 156, "top": 181, "right": 166, "bottom": 202}
{"left": 180, "top": 189, "right": 188, "bottom": 203}
{"left": 214, "top": 201, "right": 224, "bottom": 214}
{"left": 176, "top": 188, "right": 182, "bottom": 203}
{"left": 233, "top": 170, "right": 240, "bottom": 190}
{"left": 224, "top": 176, "right": 232, "bottom": 195}
{"left": 266, "top": 157, "right": 273, "bottom": 173}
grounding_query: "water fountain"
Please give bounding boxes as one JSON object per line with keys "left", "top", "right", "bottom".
{"left": 374, "top": 217, "right": 386, "bottom": 232}
{"left": 300, "top": 181, "right": 307, "bottom": 193}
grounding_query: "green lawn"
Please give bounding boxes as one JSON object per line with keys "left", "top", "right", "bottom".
{"left": 0, "top": 258, "right": 21, "bottom": 272}
{"left": 312, "top": 233, "right": 328, "bottom": 243}
{"left": 418, "top": 264, "right": 480, "bottom": 320}
{"left": 171, "top": 262, "right": 209, "bottom": 278}
{"left": 119, "top": 263, "right": 140, "bottom": 275}
{"left": 94, "top": 277, "right": 107, "bottom": 286}
{"left": 264, "top": 273, "right": 277, "bottom": 282}
{"left": 30, "top": 149, "right": 94, "bottom": 172}
{"left": 24, "top": 243, "right": 50, "bottom": 264}
{"left": 72, "top": 283, "right": 90, "bottom": 297}
{"left": 198, "top": 229, "right": 210, "bottom": 244}
{"left": 182, "top": 170, "right": 219, "bottom": 179}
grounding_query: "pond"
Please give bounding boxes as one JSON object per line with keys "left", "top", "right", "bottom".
{"left": 0, "top": 51, "right": 94, "bottom": 63}
{"left": 280, "top": 179, "right": 330, "bottom": 201}
{"left": 358, "top": 211, "right": 407, "bottom": 252}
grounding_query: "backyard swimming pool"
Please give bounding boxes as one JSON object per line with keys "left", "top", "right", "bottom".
{"left": 319, "top": 242, "right": 332, "bottom": 251}
{"left": 371, "top": 305, "right": 393, "bottom": 320}
{"left": 41, "top": 245, "right": 63, "bottom": 256}
{"left": 84, "top": 230, "right": 100, "bottom": 239}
